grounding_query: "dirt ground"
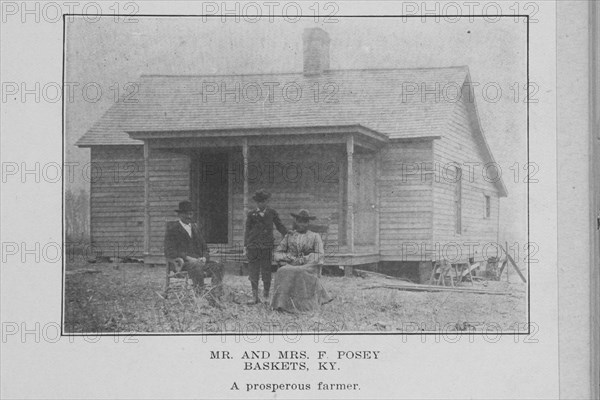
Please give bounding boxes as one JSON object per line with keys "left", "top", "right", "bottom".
{"left": 64, "top": 261, "right": 527, "bottom": 334}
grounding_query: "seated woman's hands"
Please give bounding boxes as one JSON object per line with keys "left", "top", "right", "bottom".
{"left": 185, "top": 256, "right": 207, "bottom": 264}
{"left": 287, "top": 256, "right": 307, "bottom": 266}
{"left": 289, "top": 253, "right": 320, "bottom": 266}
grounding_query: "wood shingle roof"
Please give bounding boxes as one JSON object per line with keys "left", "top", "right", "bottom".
{"left": 76, "top": 66, "right": 469, "bottom": 146}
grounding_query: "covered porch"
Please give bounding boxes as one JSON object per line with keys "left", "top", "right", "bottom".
{"left": 128, "top": 125, "right": 388, "bottom": 267}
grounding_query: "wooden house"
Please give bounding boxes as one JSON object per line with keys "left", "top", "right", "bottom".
{"left": 75, "top": 28, "right": 507, "bottom": 274}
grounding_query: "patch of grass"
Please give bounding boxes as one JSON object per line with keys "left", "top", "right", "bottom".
{"left": 64, "top": 262, "right": 527, "bottom": 334}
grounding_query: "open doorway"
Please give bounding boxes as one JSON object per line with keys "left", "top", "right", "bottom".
{"left": 191, "top": 152, "right": 230, "bottom": 244}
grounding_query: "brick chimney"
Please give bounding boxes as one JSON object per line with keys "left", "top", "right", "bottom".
{"left": 303, "top": 28, "right": 330, "bottom": 75}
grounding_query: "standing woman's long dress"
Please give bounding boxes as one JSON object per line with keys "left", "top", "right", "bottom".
{"left": 270, "top": 230, "right": 332, "bottom": 312}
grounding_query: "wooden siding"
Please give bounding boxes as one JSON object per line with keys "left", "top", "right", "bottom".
{"left": 90, "top": 146, "right": 145, "bottom": 258}
{"left": 90, "top": 144, "right": 349, "bottom": 260}
{"left": 148, "top": 149, "right": 190, "bottom": 255}
{"left": 89, "top": 146, "right": 191, "bottom": 258}
{"left": 432, "top": 94, "right": 500, "bottom": 263}
{"left": 378, "top": 141, "right": 434, "bottom": 260}
{"left": 91, "top": 135, "right": 503, "bottom": 267}
{"left": 236, "top": 145, "right": 344, "bottom": 252}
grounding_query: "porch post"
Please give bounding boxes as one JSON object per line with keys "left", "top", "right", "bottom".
{"left": 242, "top": 138, "right": 249, "bottom": 239}
{"left": 375, "top": 151, "right": 381, "bottom": 250}
{"left": 143, "top": 141, "right": 150, "bottom": 256}
{"left": 346, "top": 135, "right": 354, "bottom": 253}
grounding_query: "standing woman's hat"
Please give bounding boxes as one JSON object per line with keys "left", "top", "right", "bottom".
{"left": 290, "top": 209, "right": 317, "bottom": 221}
{"left": 252, "top": 189, "right": 271, "bottom": 202}
{"left": 175, "top": 200, "right": 194, "bottom": 213}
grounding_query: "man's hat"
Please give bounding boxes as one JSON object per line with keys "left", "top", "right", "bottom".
{"left": 175, "top": 200, "right": 194, "bottom": 213}
{"left": 290, "top": 209, "right": 317, "bottom": 221}
{"left": 252, "top": 189, "right": 271, "bottom": 202}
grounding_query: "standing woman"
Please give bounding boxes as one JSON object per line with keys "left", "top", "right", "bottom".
{"left": 271, "top": 209, "right": 333, "bottom": 312}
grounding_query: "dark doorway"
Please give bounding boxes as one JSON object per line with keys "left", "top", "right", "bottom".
{"left": 192, "top": 152, "right": 229, "bottom": 244}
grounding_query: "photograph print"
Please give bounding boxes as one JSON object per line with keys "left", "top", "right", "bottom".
{"left": 63, "top": 15, "right": 529, "bottom": 334}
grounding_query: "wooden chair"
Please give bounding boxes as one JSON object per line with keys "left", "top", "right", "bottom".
{"left": 457, "top": 261, "right": 477, "bottom": 285}
{"left": 164, "top": 257, "right": 222, "bottom": 299}
{"left": 429, "top": 260, "right": 462, "bottom": 287}
{"left": 268, "top": 218, "right": 330, "bottom": 272}
{"left": 308, "top": 218, "right": 330, "bottom": 277}
{"left": 164, "top": 257, "right": 190, "bottom": 298}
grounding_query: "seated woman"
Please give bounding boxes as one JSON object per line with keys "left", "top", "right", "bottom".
{"left": 270, "top": 209, "right": 332, "bottom": 313}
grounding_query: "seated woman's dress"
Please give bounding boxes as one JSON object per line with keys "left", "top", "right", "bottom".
{"left": 270, "top": 230, "right": 332, "bottom": 312}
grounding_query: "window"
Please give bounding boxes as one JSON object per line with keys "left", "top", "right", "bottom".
{"left": 484, "top": 195, "right": 491, "bottom": 219}
{"left": 454, "top": 167, "right": 462, "bottom": 234}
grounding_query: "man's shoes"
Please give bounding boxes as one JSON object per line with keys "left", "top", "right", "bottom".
{"left": 263, "top": 281, "right": 271, "bottom": 302}
{"left": 207, "top": 294, "right": 224, "bottom": 309}
{"left": 193, "top": 285, "right": 211, "bottom": 298}
{"left": 247, "top": 289, "right": 260, "bottom": 305}
{"left": 194, "top": 286, "right": 224, "bottom": 308}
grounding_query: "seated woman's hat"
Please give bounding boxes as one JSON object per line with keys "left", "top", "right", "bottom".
{"left": 290, "top": 209, "right": 317, "bottom": 220}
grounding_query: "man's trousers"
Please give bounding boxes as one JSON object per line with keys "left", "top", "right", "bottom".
{"left": 247, "top": 247, "right": 273, "bottom": 287}
{"left": 183, "top": 259, "right": 224, "bottom": 297}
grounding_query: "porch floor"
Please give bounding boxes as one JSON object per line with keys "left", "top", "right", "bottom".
{"left": 144, "top": 244, "right": 380, "bottom": 267}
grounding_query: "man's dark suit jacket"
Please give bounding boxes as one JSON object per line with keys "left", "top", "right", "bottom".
{"left": 164, "top": 220, "right": 210, "bottom": 261}
{"left": 244, "top": 207, "right": 288, "bottom": 249}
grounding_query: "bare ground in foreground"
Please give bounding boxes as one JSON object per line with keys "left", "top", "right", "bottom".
{"left": 64, "top": 261, "right": 527, "bottom": 334}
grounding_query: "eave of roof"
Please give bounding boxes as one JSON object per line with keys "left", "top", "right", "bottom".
{"left": 460, "top": 70, "right": 509, "bottom": 198}
{"left": 127, "top": 124, "right": 389, "bottom": 143}
{"left": 388, "top": 135, "right": 442, "bottom": 141}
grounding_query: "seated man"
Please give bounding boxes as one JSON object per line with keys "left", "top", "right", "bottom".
{"left": 270, "top": 209, "right": 332, "bottom": 313}
{"left": 164, "top": 200, "right": 224, "bottom": 300}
